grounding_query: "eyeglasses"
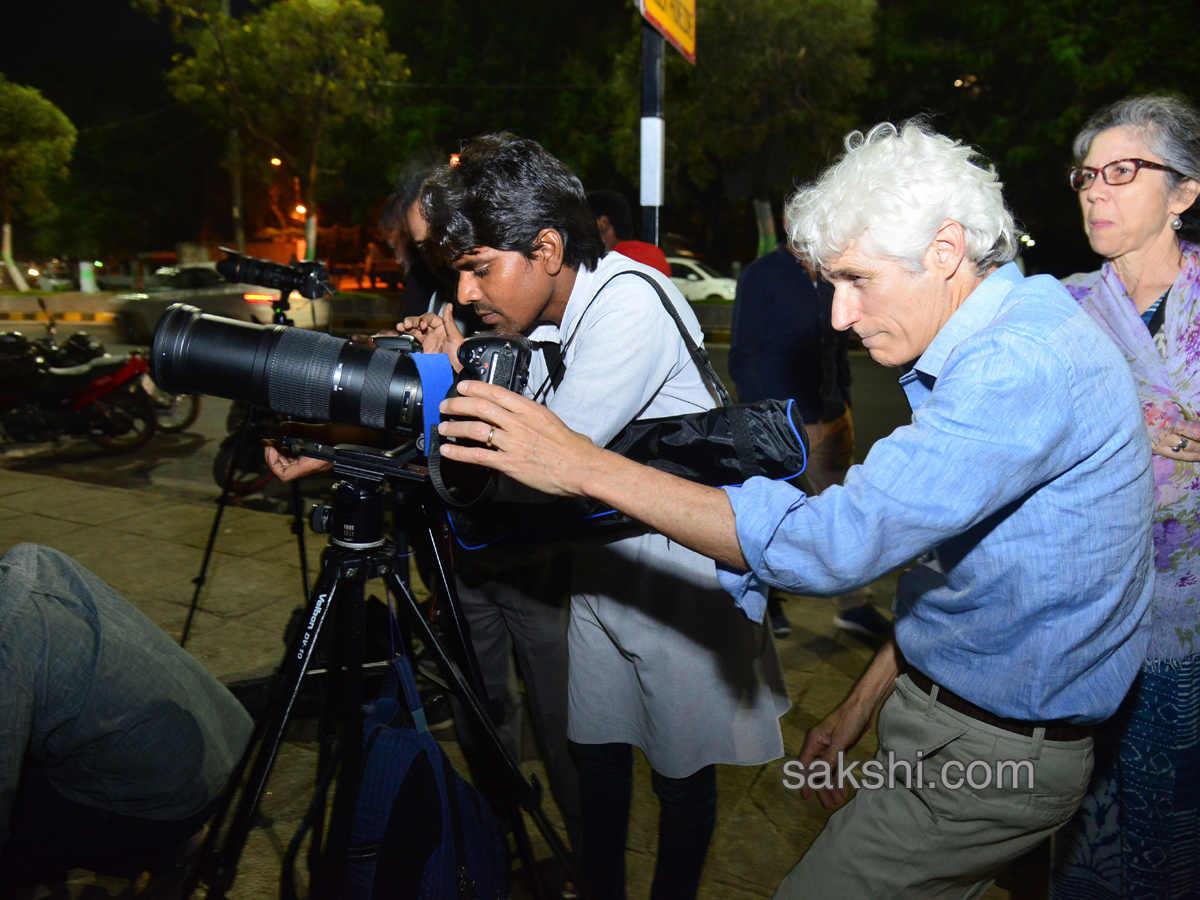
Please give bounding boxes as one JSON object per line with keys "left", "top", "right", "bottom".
{"left": 1068, "top": 157, "right": 1183, "bottom": 192}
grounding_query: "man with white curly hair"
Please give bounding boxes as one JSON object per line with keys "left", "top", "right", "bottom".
{"left": 433, "top": 120, "right": 1156, "bottom": 897}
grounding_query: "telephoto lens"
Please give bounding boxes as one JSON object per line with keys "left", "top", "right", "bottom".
{"left": 149, "top": 303, "right": 530, "bottom": 441}
{"left": 216, "top": 254, "right": 332, "bottom": 300}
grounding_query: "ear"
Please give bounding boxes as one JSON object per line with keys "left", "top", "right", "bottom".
{"left": 1173, "top": 179, "right": 1200, "bottom": 220}
{"left": 925, "top": 219, "right": 968, "bottom": 281}
{"left": 532, "top": 228, "right": 567, "bottom": 276}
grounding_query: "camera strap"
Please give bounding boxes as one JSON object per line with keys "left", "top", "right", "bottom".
{"left": 533, "top": 341, "right": 566, "bottom": 393}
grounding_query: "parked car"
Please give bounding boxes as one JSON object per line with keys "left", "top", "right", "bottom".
{"left": 25, "top": 259, "right": 78, "bottom": 292}
{"left": 111, "top": 263, "right": 330, "bottom": 343}
{"left": 666, "top": 257, "right": 737, "bottom": 302}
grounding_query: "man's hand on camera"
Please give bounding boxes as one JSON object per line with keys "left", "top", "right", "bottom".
{"left": 396, "top": 305, "right": 464, "bottom": 370}
{"left": 437, "top": 381, "right": 596, "bottom": 497}
{"left": 264, "top": 443, "right": 333, "bottom": 482}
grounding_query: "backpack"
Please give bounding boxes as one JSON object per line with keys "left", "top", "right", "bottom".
{"left": 345, "top": 656, "right": 510, "bottom": 900}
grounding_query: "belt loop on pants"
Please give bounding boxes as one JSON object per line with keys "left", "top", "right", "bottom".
{"left": 1030, "top": 727, "right": 1045, "bottom": 760}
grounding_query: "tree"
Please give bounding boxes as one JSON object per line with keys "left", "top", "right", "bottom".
{"left": 140, "top": 0, "right": 406, "bottom": 257}
{"left": 364, "top": 0, "right": 634, "bottom": 192}
{"left": 866, "top": 0, "right": 1200, "bottom": 275}
{"left": 0, "top": 75, "right": 76, "bottom": 291}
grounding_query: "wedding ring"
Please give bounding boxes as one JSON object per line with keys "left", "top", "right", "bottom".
{"left": 1174, "top": 437, "right": 1190, "bottom": 453}
{"left": 486, "top": 427, "right": 496, "bottom": 448}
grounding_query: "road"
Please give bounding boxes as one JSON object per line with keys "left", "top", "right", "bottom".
{"left": 0, "top": 323, "right": 914, "bottom": 512}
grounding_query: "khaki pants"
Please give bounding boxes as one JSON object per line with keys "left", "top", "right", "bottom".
{"left": 775, "top": 674, "right": 1093, "bottom": 900}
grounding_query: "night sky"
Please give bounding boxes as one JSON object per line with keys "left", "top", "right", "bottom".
{"left": 2, "top": 1, "right": 175, "bottom": 125}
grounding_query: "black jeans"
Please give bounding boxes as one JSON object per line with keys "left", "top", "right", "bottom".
{"left": 571, "top": 741, "right": 717, "bottom": 900}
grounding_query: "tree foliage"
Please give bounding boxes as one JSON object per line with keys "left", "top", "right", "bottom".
{"left": 0, "top": 74, "right": 76, "bottom": 225}
{"left": 867, "top": 0, "right": 1200, "bottom": 274}
{"left": 365, "top": 0, "right": 633, "bottom": 188}
{"left": 665, "top": 0, "right": 874, "bottom": 197}
{"left": 142, "top": 0, "right": 406, "bottom": 254}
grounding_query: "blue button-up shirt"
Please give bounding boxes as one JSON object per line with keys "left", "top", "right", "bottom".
{"left": 719, "top": 263, "right": 1154, "bottom": 723}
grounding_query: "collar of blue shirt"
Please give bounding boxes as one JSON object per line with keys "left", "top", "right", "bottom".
{"left": 913, "top": 262, "right": 1024, "bottom": 381}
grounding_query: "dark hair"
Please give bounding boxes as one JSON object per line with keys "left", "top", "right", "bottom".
{"left": 1074, "top": 93, "right": 1200, "bottom": 241}
{"left": 379, "top": 154, "right": 442, "bottom": 236}
{"left": 586, "top": 190, "right": 634, "bottom": 241}
{"left": 419, "top": 133, "right": 607, "bottom": 271}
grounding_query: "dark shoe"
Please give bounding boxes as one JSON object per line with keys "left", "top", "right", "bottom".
{"left": 770, "top": 610, "right": 792, "bottom": 638}
{"left": 834, "top": 604, "right": 892, "bottom": 637}
{"left": 420, "top": 690, "right": 455, "bottom": 731}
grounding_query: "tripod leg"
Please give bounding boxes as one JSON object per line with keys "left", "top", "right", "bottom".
{"left": 181, "top": 404, "right": 260, "bottom": 647}
{"left": 291, "top": 479, "right": 311, "bottom": 601}
{"left": 310, "top": 579, "right": 367, "bottom": 897}
{"left": 417, "top": 499, "right": 490, "bottom": 703}
{"left": 200, "top": 562, "right": 348, "bottom": 898}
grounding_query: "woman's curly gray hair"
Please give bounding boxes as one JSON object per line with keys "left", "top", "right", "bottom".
{"left": 785, "top": 120, "right": 1022, "bottom": 276}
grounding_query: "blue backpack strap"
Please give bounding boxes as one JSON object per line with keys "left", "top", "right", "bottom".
{"left": 391, "top": 655, "right": 429, "bottom": 734}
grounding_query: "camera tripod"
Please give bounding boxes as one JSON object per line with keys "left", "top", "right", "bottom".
{"left": 185, "top": 439, "right": 587, "bottom": 899}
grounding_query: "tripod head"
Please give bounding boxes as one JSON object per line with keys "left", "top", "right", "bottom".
{"left": 283, "top": 437, "right": 427, "bottom": 549}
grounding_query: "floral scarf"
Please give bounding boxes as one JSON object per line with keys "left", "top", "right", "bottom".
{"left": 1062, "top": 242, "right": 1200, "bottom": 659}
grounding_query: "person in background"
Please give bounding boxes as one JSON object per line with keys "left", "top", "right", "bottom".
{"left": 586, "top": 189, "right": 671, "bottom": 277}
{"left": 1051, "top": 93, "right": 1200, "bottom": 900}
{"left": 377, "top": 161, "right": 457, "bottom": 322}
{"left": 0, "top": 543, "right": 252, "bottom": 895}
{"left": 729, "top": 242, "right": 889, "bottom": 639}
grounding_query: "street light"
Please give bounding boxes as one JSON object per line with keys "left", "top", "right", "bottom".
{"left": 295, "top": 204, "right": 307, "bottom": 215}
{"left": 270, "top": 158, "right": 282, "bottom": 167}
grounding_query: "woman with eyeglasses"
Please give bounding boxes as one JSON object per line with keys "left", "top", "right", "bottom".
{"left": 1051, "top": 94, "right": 1200, "bottom": 900}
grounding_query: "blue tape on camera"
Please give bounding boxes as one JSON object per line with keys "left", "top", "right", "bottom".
{"left": 411, "top": 352, "right": 456, "bottom": 453}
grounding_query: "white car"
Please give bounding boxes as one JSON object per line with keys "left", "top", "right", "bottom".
{"left": 112, "top": 264, "right": 330, "bottom": 344}
{"left": 667, "top": 257, "right": 737, "bottom": 302}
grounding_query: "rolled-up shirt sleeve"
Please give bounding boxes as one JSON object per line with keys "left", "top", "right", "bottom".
{"left": 718, "top": 326, "right": 1081, "bottom": 622}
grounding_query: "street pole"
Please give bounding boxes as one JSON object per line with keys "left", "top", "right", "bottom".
{"left": 230, "top": 127, "right": 245, "bottom": 253}
{"left": 222, "top": 0, "right": 245, "bottom": 253}
{"left": 640, "top": 22, "right": 665, "bottom": 247}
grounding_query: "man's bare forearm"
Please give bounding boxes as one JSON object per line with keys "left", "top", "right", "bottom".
{"left": 846, "top": 635, "right": 901, "bottom": 716}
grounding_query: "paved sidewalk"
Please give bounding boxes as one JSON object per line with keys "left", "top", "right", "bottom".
{"left": 0, "top": 467, "right": 1013, "bottom": 899}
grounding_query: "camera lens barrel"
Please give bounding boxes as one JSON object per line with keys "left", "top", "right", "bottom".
{"left": 216, "top": 255, "right": 303, "bottom": 294}
{"left": 150, "top": 304, "right": 423, "bottom": 433}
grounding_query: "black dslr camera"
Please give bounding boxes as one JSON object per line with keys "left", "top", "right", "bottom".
{"left": 150, "top": 303, "right": 530, "bottom": 452}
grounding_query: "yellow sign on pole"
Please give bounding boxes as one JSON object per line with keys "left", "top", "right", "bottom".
{"left": 640, "top": 0, "right": 696, "bottom": 65}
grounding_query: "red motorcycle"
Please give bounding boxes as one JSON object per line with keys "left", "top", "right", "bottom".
{"left": 0, "top": 332, "right": 157, "bottom": 450}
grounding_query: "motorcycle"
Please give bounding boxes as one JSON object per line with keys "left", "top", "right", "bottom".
{"left": 31, "top": 300, "right": 202, "bottom": 434}
{"left": 0, "top": 331, "right": 158, "bottom": 451}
